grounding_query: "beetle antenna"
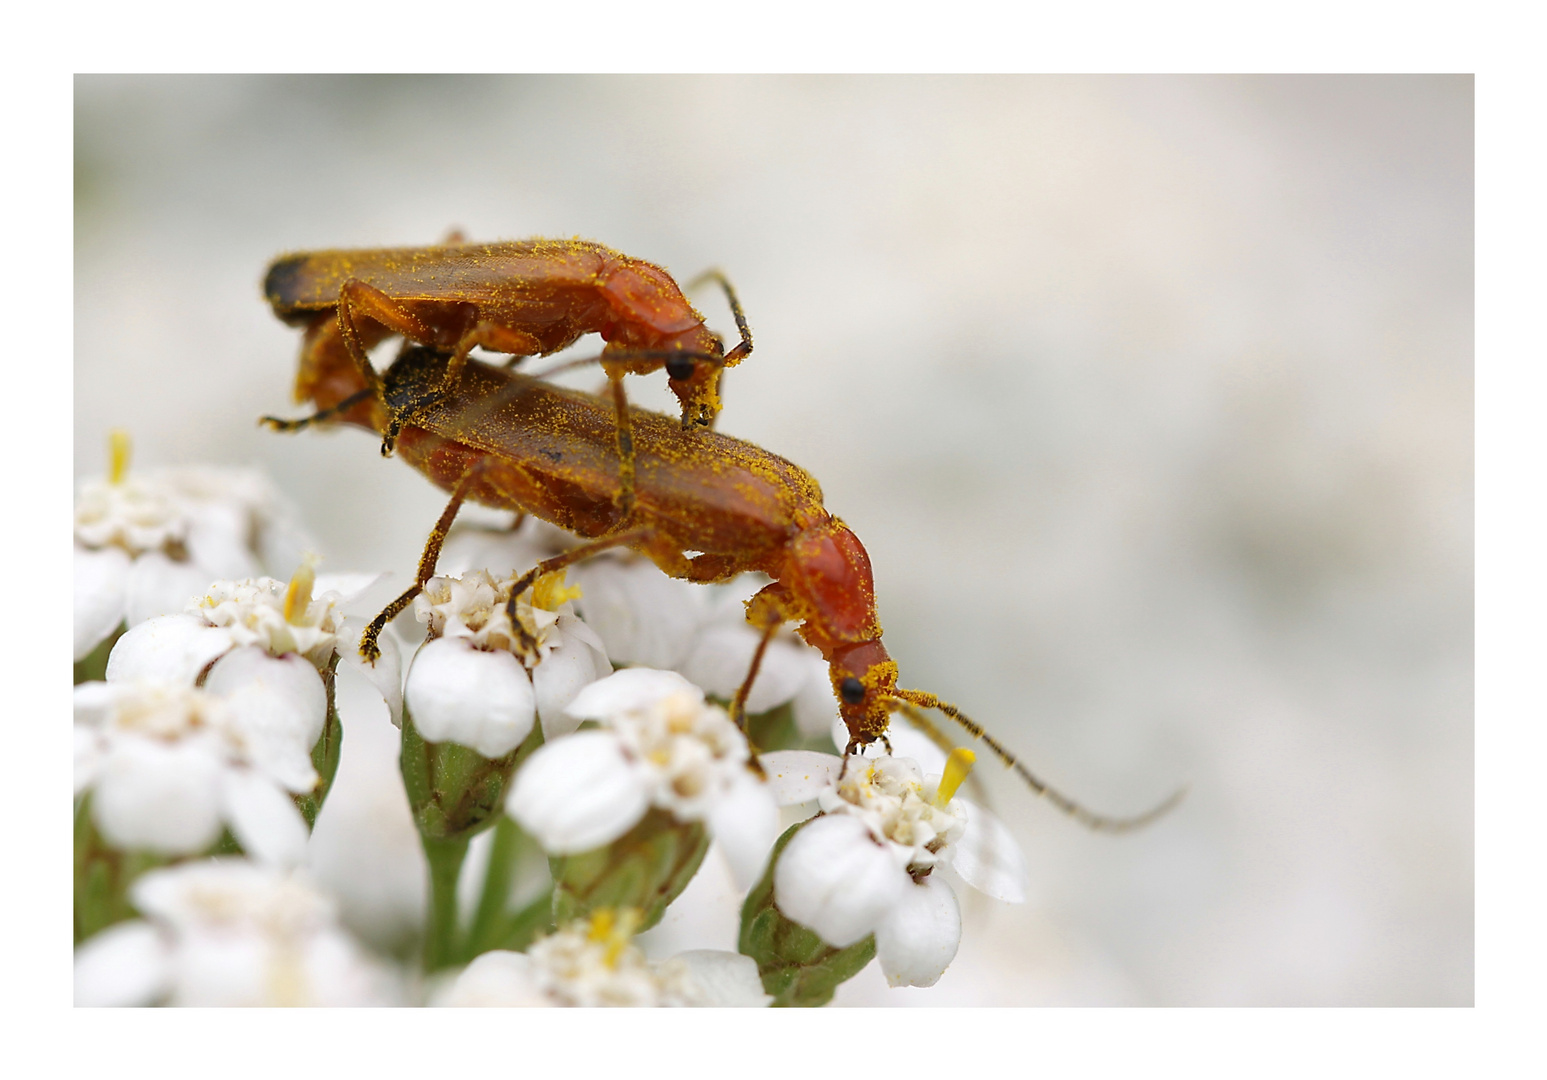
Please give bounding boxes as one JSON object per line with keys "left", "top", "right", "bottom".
{"left": 889, "top": 689, "right": 1186, "bottom": 834}
{"left": 687, "top": 269, "right": 753, "bottom": 365}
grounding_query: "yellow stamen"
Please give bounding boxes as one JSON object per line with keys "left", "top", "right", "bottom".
{"left": 587, "top": 907, "right": 643, "bottom": 967}
{"left": 531, "top": 569, "right": 583, "bottom": 612}
{"left": 108, "top": 429, "right": 132, "bottom": 486}
{"left": 283, "top": 554, "right": 320, "bottom": 626}
{"left": 934, "top": 748, "right": 977, "bottom": 806}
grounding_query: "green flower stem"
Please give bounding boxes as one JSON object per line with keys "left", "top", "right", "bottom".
{"left": 422, "top": 834, "right": 471, "bottom": 972}
{"left": 465, "top": 815, "right": 524, "bottom": 955}
{"left": 74, "top": 798, "right": 165, "bottom": 944}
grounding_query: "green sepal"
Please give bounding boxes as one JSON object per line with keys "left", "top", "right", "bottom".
{"left": 400, "top": 705, "right": 543, "bottom": 845}
{"left": 738, "top": 818, "right": 876, "bottom": 1007}
{"left": 294, "top": 653, "right": 342, "bottom": 829}
{"left": 549, "top": 808, "right": 708, "bottom": 934}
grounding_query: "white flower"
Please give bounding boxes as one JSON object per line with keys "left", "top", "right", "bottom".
{"left": 73, "top": 859, "right": 400, "bottom": 1006}
{"left": 73, "top": 681, "right": 311, "bottom": 864}
{"left": 103, "top": 567, "right": 401, "bottom": 767}
{"left": 769, "top": 749, "right": 1028, "bottom": 988}
{"left": 73, "top": 437, "right": 309, "bottom": 660}
{"left": 402, "top": 569, "right": 610, "bottom": 756}
{"left": 507, "top": 669, "right": 780, "bottom": 888}
{"left": 433, "top": 913, "right": 768, "bottom": 1007}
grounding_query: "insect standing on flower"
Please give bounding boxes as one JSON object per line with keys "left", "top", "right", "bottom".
{"left": 262, "top": 315, "right": 1181, "bottom": 833}
{"left": 263, "top": 236, "right": 753, "bottom": 517}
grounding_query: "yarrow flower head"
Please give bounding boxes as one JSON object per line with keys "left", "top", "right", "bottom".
{"left": 403, "top": 568, "right": 610, "bottom": 758}
{"left": 507, "top": 668, "right": 780, "bottom": 888}
{"left": 74, "top": 432, "right": 309, "bottom": 662}
{"left": 73, "top": 859, "right": 401, "bottom": 1006}
{"left": 434, "top": 910, "right": 768, "bottom": 1007}
{"left": 768, "top": 745, "right": 1029, "bottom": 988}
{"left": 74, "top": 680, "right": 313, "bottom": 864}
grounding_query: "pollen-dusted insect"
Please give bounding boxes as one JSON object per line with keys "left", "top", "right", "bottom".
{"left": 264, "top": 236, "right": 752, "bottom": 517}
{"left": 264, "top": 328, "right": 1182, "bottom": 833}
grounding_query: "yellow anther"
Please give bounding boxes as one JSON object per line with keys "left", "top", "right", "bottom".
{"left": 108, "top": 429, "right": 132, "bottom": 486}
{"left": 587, "top": 907, "right": 643, "bottom": 967}
{"left": 934, "top": 748, "right": 977, "bottom": 806}
{"left": 283, "top": 554, "right": 320, "bottom": 626}
{"left": 531, "top": 569, "right": 583, "bottom": 612}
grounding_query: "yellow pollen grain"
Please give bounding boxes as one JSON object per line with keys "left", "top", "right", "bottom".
{"left": 934, "top": 748, "right": 976, "bottom": 806}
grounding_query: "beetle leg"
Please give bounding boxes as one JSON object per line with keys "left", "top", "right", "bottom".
{"left": 445, "top": 321, "right": 546, "bottom": 396}
{"left": 501, "top": 524, "right": 661, "bottom": 657}
{"left": 730, "top": 618, "right": 781, "bottom": 738}
{"left": 601, "top": 366, "right": 637, "bottom": 520}
{"left": 359, "top": 462, "right": 482, "bottom": 663}
{"left": 337, "top": 280, "right": 441, "bottom": 387}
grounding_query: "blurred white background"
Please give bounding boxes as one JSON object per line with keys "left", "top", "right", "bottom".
{"left": 74, "top": 75, "right": 1472, "bottom": 1005}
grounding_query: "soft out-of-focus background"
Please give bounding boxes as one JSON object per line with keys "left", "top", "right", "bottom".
{"left": 74, "top": 75, "right": 1472, "bottom": 1006}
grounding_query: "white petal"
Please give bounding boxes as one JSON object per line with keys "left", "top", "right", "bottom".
{"left": 773, "top": 814, "right": 908, "bottom": 948}
{"left": 124, "top": 551, "right": 215, "bottom": 627}
{"left": 757, "top": 750, "right": 842, "bottom": 806}
{"left": 75, "top": 725, "right": 103, "bottom": 795}
{"left": 129, "top": 858, "right": 278, "bottom": 926}
{"left": 91, "top": 735, "right": 225, "bottom": 855}
{"left": 532, "top": 622, "right": 606, "bottom": 739}
{"left": 570, "top": 558, "right": 707, "bottom": 668}
{"left": 875, "top": 874, "right": 962, "bottom": 988}
{"left": 220, "top": 767, "right": 311, "bottom": 865}
{"left": 665, "top": 950, "right": 771, "bottom": 1006}
{"left": 506, "top": 731, "right": 650, "bottom": 854}
{"left": 207, "top": 647, "right": 327, "bottom": 792}
{"left": 106, "top": 613, "right": 232, "bottom": 685}
{"left": 339, "top": 616, "right": 403, "bottom": 728}
{"left": 75, "top": 546, "right": 131, "bottom": 661}
{"left": 405, "top": 637, "right": 535, "bottom": 758}
{"left": 74, "top": 921, "right": 170, "bottom": 1006}
{"left": 434, "top": 950, "right": 552, "bottom": 1007}
{"left": 706, "top": 772, "right": 780, "bottom": 890}
{"left": 73, "top": 681, "right": 117, "bottom": 728}
{"left": 791, "top": 653, "right": 840, "bottom": 737}
{"left": 679, "top": 623, "right": 810, "bottom": 714}
{"left": 564, "top": 667, "right": 703, "bottom": 722}
{"left": 184, "top": 500, "right": 261, "bottom": 579}
{"left": 166, "top": 927, "right": 271, "bottom": 1006}
{"left": 947, "top": 797, "right": 1029, "bottom": 903}
{"left": 314, "top": 572, "right": 390, "bottom": 608}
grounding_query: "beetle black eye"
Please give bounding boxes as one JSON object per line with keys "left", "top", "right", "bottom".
{"left": 665, "top": 355, "right": 696, "bottom": 382}
{"left": 839, "top": 677, "right": 866, "bottom": 705}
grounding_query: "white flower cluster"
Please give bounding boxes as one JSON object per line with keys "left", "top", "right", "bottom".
{"left": 438, "top": 524, "right": 841, "bottom": 737}
{"left": 508, "top": 669, "right": 780, "bottom": 887}
{"left": 404, "top": 568, "right": 610, "bottom": 757}
{"left": 74, "top": 441, "right": 308, "bottom": 661}
{"left": 770, "top": 749, "right": 1029, "bottom": 988}
{"left": 74, "top": 680, "right": 311, "bottom": 864}
{"left": 75, "top": 860, "right": 400, "bottom": 1006}
{"left": 436, "top": 913, "right": 768, "bottom": 1007}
